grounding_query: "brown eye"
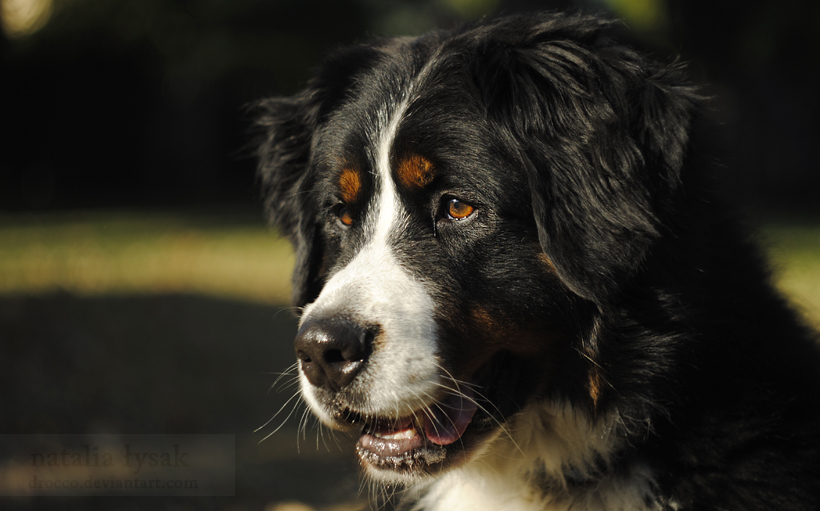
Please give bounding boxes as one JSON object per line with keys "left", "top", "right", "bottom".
{"left": 447, "top": 198, "right": 474, "bottom": 220}
{"left": 337, "top": 205, "right": 353, "bottom": 227}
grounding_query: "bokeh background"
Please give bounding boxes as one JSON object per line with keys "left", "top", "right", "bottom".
{"left": 1, "top": 0, "right": 818, "bottom": 510}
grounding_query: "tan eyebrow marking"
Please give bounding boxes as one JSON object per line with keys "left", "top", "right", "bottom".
{"left": 396, "top": 154, "right": 436, "bottom": 190}
{"left": 339, "top": 167, "right": 362, "bottom": 204}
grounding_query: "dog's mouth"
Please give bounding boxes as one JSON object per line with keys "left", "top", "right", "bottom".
{"left": 342, "top": 351, "right": 532, "bottom": 476}
{"left": 356, "top": 387, "right": 478, "bottom": 470}
{"left": 309, "top": 351, "right": 536, "bottom": 478}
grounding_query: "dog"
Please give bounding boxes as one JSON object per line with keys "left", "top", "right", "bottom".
{"left": 255, "top": 12, "right": 820, "bottom": 511}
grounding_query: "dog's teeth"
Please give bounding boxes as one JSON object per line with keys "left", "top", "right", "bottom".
{"left": 374, "top": 427, "right": 418, "bottom": 440}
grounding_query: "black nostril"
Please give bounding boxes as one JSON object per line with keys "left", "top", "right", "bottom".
{"left": 294, "top": 318, "right": 374, "bottom": 391}
{"left": 323, "top": 349, "right": 345, "bottom": 364}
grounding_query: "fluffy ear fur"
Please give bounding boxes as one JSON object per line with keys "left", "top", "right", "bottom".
{"left": 467, "top": 15, "right": 697, "bottom": 301}
{"left": 256, "top": 45, "right": 381, "bottom": 307}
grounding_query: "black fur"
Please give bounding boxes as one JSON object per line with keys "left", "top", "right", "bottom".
{"left": 256, "top": 12, "right": 820, "bottom": 510}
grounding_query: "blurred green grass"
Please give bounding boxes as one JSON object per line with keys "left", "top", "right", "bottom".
{"left": 0, "top": 210, "right": 818, "bottom": 327}
{"left": 0, "top": 209, "right": 294, "bottom": 304}
{"left": 763, "top": 222, "right": 820, "bottom": 328}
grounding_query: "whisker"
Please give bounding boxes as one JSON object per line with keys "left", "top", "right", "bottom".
{"left": 317, "top": 421, "right": 331, "bottom": 452}
{"left": 271, "top": 306, "right": 301, "bottom": 321}
{"left": 258, "top": 393, "right": 305, "bottom": 443}
{"left": 255, "top": 389, "right": 303, "bottom": 432}
{"left": 267, "top": 362, "right": 299, "bottom": 394}
{"left": 329, "top": 428, "right": 343, "bottom": 451}
{"left": 260, "top": 369, "right": 296, "bottom": 376}
{"left": 297, "top": 405, "right": 313, "bottom": 453}
{"left": 274, "top": 378, "right": 301, "bottom": 394}
{"left": 357, "top": 471, "right": 369, "bottom": 502}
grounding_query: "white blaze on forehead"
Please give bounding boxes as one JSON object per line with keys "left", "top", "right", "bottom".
{"left": 371, "top": 97, "right": 407, "bottom": 246}
{"left": 299, "top": 94, "right": 440, "bottom": 419}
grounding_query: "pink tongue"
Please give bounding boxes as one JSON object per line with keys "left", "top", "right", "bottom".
{"left": 423, "top": 387, "right": 478, "bottom": 445}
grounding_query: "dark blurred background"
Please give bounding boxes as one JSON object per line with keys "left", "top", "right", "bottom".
{"left": 1, "top": 1, "right": 819, "bottom": 510}
{"left": 1, "top": 0, "right": 818, "bottom": 213}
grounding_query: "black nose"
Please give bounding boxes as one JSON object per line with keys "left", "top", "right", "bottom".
{"left": 294, "top": 319, "right": 373, "bottom": 391}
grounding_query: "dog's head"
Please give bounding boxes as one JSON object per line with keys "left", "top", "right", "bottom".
{"left": 256, "top": 13, "right": 696, "bottom": 484}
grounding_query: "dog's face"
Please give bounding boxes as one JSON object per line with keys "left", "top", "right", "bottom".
{"left": 288, "top": 69, "right": 580, "bottom": 481}
{"left": 257, "top": 14, "right": 695, "bottom": 484}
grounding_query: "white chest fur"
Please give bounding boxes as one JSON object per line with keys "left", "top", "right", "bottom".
{"left": 409, "top": 404, "right": 671, "bottom": 511}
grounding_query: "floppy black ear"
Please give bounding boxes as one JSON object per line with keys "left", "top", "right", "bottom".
{"left": 256, "top": 91, "right": 324, "bottom": 308}
{"left": 256, "top": 45, "right": 381, "bottom": 308}
{"left": 469, "top": 15, "right": 697, "bottom": 301}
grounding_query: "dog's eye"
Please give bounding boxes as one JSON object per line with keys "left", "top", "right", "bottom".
{"left": 333, "top": 204, "right": 354, "bottom": 227}
{"left": 446, "top": 198, "right": 475, "bottom": 220}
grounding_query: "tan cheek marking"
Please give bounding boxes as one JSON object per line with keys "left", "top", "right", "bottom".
{"left": 580, "top": 335, "right": 603, "bottom": 412}
{"left": 468, "top": 306, "right": 550, "bottom": 355}
{"left": 396, "top": 155, "right": 435, "bottom": 190}
{"left": 456, "top": 306, "right": 562, "bottom": 397}
{"left": 588, "top": 366, "right": 602, "bottom": 410}
{"left": 339, "top": 168, "right": 362, "bottom": 204}
{"left": 538, "top": 252, "right": 557, "bottom": 273}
